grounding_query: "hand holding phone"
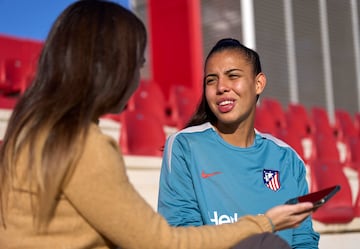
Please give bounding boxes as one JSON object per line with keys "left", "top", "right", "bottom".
{"left": 285, "top": 185, "right": 340, "bottom": 211}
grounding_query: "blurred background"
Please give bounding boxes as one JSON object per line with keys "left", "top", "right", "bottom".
{"left": 0, "top": 1, "right": 359, "bottom": 248}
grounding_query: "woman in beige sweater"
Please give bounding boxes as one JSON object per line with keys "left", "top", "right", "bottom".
{"left": 0, "top": 1, "right": 313, "bottom": 248}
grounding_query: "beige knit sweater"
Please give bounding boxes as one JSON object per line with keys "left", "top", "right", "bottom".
{"left": 0, "top": 124, "right": 272, "bottom": 249}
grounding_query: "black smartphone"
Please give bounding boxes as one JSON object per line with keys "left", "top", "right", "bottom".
{"left": 285, "top": 185, "right": 341, "bottom": 210}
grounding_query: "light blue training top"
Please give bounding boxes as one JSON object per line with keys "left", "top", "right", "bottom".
{"left": 158, "top": 122, "right": 319, "bottom": 249}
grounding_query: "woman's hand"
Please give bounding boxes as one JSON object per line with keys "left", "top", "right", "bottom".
{"left": 264, "top": 202, "right": 313, "bottom": 231}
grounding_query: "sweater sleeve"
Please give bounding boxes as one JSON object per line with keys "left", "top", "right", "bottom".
{"left": 63, "top": 125, "right": 273, "bottom": 249}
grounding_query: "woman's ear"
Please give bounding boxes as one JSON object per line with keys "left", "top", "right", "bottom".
{"left": 255, "top": 73, "right": 266, "bottom": 95}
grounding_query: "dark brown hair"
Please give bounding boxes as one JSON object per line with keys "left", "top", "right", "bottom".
{"left": 185, "top": 38, "right": 262, "bottom": 128}
{"left": 0, "top": 0, "right": 146, "bottom": 230}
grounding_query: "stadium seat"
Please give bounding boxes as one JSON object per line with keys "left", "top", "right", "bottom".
{"left": 121, "top": 110, "right": 166, "bottom": 156}
{"left": 311, "top": 106, "right": 336, "bottom": 136}
{"left": 309, "top": 159, "right": 355, "bottom": 224}
{"left": 354, "top": 112, "right": 360, "bottom": 138}
{"left": 0, "top": 58, "right": 32, "bottom": 95}
{"left": 0, "top": 59, "right": 5, "bottom": 85}
{"left": 286, "top": 103, "right": 315, "bottom": 137}
{"left": 335, "top": 109, "right": 360, "bottom": 169}
{"left": 254, "top": 104, "right": 278, "bottom": 136}
{"left": 286, "top": 103, "right": 316, "bottom": 163}
{"left": 168, "top": 85, "right": 199, "bottom": 128}
{"left": 260, "top": 98, "right": 287, "bottom": 137}
{"left": 0, "top": 95, "right": 18, "bottom": 109}
{"left": 355, "top": 166, "right": 360, "bottom": 217}
{"left": 314, "top": 130, "right": 340, "bottom": 162}
{"left": 280, "top": 128, "right": 306, "bottom": 161}
{"left": 131, "top": 79, "right": 173, "bottom": 126}
{"left": 335, "top": 109, "right": 358, "bottom": 139}
{"left": 311, "top": 107, "right": 347, "bottom": 166}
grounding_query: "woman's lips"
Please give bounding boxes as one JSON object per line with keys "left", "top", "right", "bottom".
{"left": 217, "top": 99, "right": 235, "bottom": 113}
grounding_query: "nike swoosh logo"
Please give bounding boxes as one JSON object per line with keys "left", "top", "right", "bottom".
{"left": 201, "top": 170, "right": 222, "bottom": 179}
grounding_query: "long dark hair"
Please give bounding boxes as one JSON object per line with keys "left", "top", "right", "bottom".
{"left": 0, "top": 0, "right": 146, "bottom": 230}
{"left": 185, "top": 38, "right": 262, "bottom": 128}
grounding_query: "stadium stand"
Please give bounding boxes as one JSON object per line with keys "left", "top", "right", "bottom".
{"left": 0, "top": 95, "right": 18, "bottom": 109}
{"left": 311, "top": 107, "right": 346, "bottom": 165}
{"left": 308, "top": 159, "right": 355, "bottom": 224}
{"left": 354, "top": 112, "right": 360, "bottom": 138}
{"left": 286, "top": 102, "right": 316, "bottom": 138}
{"left": 254, "top": 104, "right": 278, "bottom": 135}
{"left": 167, "top": 84, "right": 199, "bottom": 129}
{"left": 355, "top": 165, "right": 360, "bottom": 217}
{"left": 259, "top": 97, "right": 287, "bottom": 137}
{"left": 285, "top": 103, "right": 317, "bottom": 164}
{"left": 0, "top": 58, "right": 32, "bottom": 94}
{"left": 131, "top": 79, "right": 174, "bottom": 127}
{"left": 1, "top": 33, "right": 360, "bottom": 246}
{"left": 0, "top": 59, "right": 5, "bottom": 85}
{"left": 121, "top": 109, "right": 166, "bottom": 157}
{"left": 335, "top": 109, "right": 360, "bottom": 170}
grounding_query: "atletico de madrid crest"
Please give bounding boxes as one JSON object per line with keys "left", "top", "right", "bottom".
{"left": 263, "top": 169, "right": 281, "bottom": 191}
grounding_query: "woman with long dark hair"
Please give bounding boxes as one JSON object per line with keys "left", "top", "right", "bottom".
{"left": 0, "top": 2, "right": 313, "bottom": 248}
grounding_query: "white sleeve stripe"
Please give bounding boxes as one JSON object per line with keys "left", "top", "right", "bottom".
{"left": 166, "top": 123, "right": 212, "bottom": 173}
{"left": 255, "top": 129, "right": 304, "bottom": 163}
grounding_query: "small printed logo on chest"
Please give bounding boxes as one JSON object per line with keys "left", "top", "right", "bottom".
{"left": 201, "top": 170, "right": 222, "bottom": 179}
{"left": 263, "top": 169, "right": 281, "bottom": 191}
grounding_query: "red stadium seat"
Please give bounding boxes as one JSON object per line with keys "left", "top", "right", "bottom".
{"left": 0, "top": 58, "right": 32, "bottom": 95}
{"left": 355, "top": 166, "right": 360, "bottom": 217}
{"left": 121, "top": 110, "right": 166, "bottom": 156}
{"left": 255, "top": 104, "right": 278, "bottom": 135}
{"left": 311, "top": 107, "right": 347, "bottom": 166}
{"left": 0, "top": 95, "right": 18, "bottom": 109}
{"left": 309, "top": 159, "right": 355, "bottom": 224}
{"left": 131, "top": 79, "right": 173, "bottom": 126}
{"left": 311, "top": 106, "right": 336, "bottom": 136}
{"left": 354, "top": 112, "right": 360, "bottom": 138}
{"left": 335, "top": 109, "right": 358, "bottom": 139}
{"left": 286, "top": 103, "right": 316, "bottom": 163}
{"left": 335, "top": 109, "right": 360, "bottom": 169}
{"left": 0, "top": 59, "right": 5, "bottom": 85}
{"left": 286, "top": 103, "right": 315, "bottom": 137}
{"left": 260, "top": 98, "right": 287, "bottom": 137}
{"left": 168, "top": 85, "right": 199, "bottom": 128}
{"left": 280, "top": 129, "right": 306, "bottom": 161}
{"left": 313, "top": 129, "right": 340, "bottom": 163}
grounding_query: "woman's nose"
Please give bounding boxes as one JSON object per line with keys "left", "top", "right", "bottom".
{"left": 217, "top": 78, "right": 230, "bottom": 93}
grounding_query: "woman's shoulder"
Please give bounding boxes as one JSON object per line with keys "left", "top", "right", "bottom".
{"left": 255, "top": 129, "right": 290, "bottom": 148}
{"left": 172, "top": 122, "right": 213, "bottom": 138}
{"left": 87, "top": 123, "right": 118, "bottom": 146}
{"left": 166, "top": 122, "right": 214, "bottom": 146}
{"left": 81, "top": 123, "right": 121, "bottom": 161}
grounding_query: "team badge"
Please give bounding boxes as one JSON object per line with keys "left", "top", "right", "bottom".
{"left": 263, "top": 169, "right": 281, "bottom": 191}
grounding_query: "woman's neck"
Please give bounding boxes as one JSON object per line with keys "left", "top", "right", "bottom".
{"left": 214, "top": 122, "right": 255, "bottom": 148}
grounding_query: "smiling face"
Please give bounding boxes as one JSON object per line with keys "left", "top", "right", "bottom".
{"left": 204, "top": 49, "right": 266, "bottom": 129}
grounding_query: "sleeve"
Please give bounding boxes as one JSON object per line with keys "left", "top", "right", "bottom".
{"left": 63, "top": 127, "right": 274, "bottom": 249}
{"left": 291, "top": 158, "right": 320, "bottom": 249}
{"left": 157, "top": 134, "right": 204, "bottom": 226}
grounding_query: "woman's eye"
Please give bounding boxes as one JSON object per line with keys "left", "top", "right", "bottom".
{"left": 206, "top": 78, "right": 215, "bottom": 84}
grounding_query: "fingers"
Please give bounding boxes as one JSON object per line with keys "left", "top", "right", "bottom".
{"left": 292, "top": 202, "right": 314, "bottom": 213}
{"left": 265, "top": 202, "right": 314, "bottom": 232}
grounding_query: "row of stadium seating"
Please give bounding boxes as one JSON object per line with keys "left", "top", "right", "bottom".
{"left": 1, "top": 51, "right": 360, "bottom": 226}
{"left": 105, "top": 93, "right": 360, "bottom": 226}
{"left": 102, "top": 79, "right": 198, "bottom": 156}
{"left": 255, "top": 98, "right": 360, "bottom": 225}
{"left": 100, "top": 84, "right": 360, "bottom": 226}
